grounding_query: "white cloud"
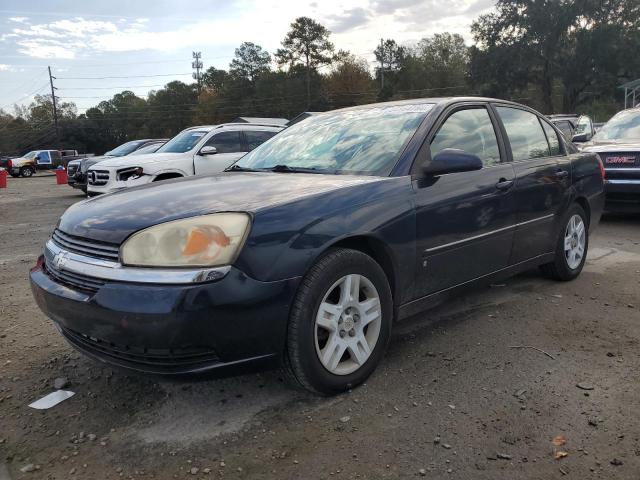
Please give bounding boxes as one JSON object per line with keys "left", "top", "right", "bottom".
{"left": 2, "top": 1, "right": 494, "bottom": 61}
{"left": 0, "top": 64, "right": 11, "bottom": 71}
{"left": 8, "top": 16, "right": 28, "bottom": 24}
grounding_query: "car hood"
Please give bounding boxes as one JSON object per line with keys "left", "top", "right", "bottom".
{"left": 580, "top": 140, "right": 640, "bottom": 153}
{"left": 91, "top": 152, "right": 186, "bottom": 169}
{"left": 59, "top": 172, "right": 386, "bottom": 244}
{"left": 81, "top": 155, "right": 113, "bottom": 172}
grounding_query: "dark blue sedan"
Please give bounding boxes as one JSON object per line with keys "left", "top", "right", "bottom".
{"left": 30, "top": 97, "right": 605, "bottom": 395}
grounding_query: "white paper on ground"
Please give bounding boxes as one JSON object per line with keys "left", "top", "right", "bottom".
{"left": 28, "top": 390, "right": 75, "bottom": 409}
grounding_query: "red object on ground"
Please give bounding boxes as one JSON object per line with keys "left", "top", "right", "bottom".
{"left": 0, "top": 169, "right": 7, "bottom": 188}
{"left": 55, "top": 168, "right": 67, "bottom": 185}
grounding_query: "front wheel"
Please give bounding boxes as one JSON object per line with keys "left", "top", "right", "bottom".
{"left": 284, "top": 248, "right": 393, "bottom": 395}
{"left": 541, "top": 203, "right": 589, "bottom": 281}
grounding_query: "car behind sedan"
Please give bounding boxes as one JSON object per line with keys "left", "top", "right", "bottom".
{"left": 580, "top": 107, "right": 640, "bottom": 211}
{"left": 30, "top": 97, "right": 604, "bottom": 395}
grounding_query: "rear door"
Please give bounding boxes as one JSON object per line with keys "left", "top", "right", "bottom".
{"left": 493, "top": 105, "right": 568, "bottom": 263}
{"left": 193, "top": 130, "right": 246, "bottom": 175}
{"left": 413, "top": 104, "right": 517, "bottom": 298}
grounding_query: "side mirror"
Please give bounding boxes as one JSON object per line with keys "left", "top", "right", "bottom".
{"left": 200, "top": 146, "right": 218, "bottom": 155}
{"left": 423, "top": 149, "right": 483, "bottom": 176}
{"left": 571, "top": 133, "right": 590, "bottom": 143}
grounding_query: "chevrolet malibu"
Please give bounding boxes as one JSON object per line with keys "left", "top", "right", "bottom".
{"left": 30, "top": 98, "right": 605, "bottom": 395}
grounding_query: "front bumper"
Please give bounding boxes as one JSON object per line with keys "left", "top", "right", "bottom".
{"left": 30, "top": 255, "right": 300, "bottom": 375}
{"left": 87, "top": 174, "right": 152, "bottom": 196}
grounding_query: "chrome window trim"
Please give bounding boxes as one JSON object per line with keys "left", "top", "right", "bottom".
{"left": 424, "top": 214, "right": 554, "bottom": 254}
{"left": 44, "top": 240, "right": 230, "bottom": 285}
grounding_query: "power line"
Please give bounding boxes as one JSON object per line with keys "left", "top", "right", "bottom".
{"left": 56, "top": 73, "right": 193, "bottom": 80}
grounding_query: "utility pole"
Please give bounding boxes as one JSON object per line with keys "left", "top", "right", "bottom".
{"left": 48, "top": 66, "right": 59, "bottom": 146}
{"left": 192, "top": 51, "right": 203, "bottom": 94}
{"left": 379, "top": 38, "right": 384, "bottom": 90}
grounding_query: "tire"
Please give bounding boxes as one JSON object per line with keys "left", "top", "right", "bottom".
{"left": 20, "top": 166, "right": 34, "bottom": 178}
{"left": 284, "top": 248, "right": 393, "bottom": 395}
{"left": 540, "top": 203, "right": 589, "bottom": 281}
{"left": 10, "top": 172, "right": 19, "bottom": 178}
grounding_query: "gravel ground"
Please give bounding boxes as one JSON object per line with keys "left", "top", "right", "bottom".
{"left": 1, "top": 175, "right": 639, "bottom": 480}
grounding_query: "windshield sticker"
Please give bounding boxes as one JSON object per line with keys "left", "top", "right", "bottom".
{"left": 191, "top": 132, "right": 206, "bottom": 137}
{"left": 366, "top": 104, "right": 434, "bottom": 114}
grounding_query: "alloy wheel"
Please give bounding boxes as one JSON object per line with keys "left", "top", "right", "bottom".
{"left": 564, "top": 214, "right": 585, "bottom": 269}
{"left": 314, "top": 273, "right": 382, "bottom": 375}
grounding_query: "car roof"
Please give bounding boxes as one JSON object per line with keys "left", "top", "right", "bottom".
{"left": 329, "top": 97, "right": 546, "bottom": 114}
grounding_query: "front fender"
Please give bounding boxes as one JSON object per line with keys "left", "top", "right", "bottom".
{"left": 235, "top": 177, "right": 417, "bottom": 304}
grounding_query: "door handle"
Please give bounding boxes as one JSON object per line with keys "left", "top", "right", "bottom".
{"left": 555, "top": 169, "right": 569, "bottom": 179}
{"left": 495, "top": 178, "right": 514, "bottom": 191}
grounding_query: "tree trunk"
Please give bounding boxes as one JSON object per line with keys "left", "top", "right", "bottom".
{"left": 305, "top": 53, "right": 311, "bottom": 109}
{"left": 540, "top": 61, "right": 554, "bottom": 114}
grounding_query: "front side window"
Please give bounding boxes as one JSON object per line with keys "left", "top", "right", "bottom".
{"left": 203, "top": 131, "right": 244, "bottom": 154}
{"left": 541, "top": 121, "right": 562, "bottom": 156}
{"left": 236, "top": 104, "right": 433, "bottom": 175}
{"left": 245, "top": 130, "right": 277, "bottom": 151}
{"left": 497, "top": 107, "right": 550, "bottom": 161}
{"left": 430, "top": 108, "right": 501, "bottom": 166}
{"left": 157, "top": 130, "right": 210, "bottom": 154}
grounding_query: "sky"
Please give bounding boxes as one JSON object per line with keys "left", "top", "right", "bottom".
{"left": 0, "top": 0, "right": 495, "bottom": 115}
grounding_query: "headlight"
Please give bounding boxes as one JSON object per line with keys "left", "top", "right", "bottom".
{"left": 121, "top": 213, "right": 251, "bottom": 267}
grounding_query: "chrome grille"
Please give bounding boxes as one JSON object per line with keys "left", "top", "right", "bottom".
{"left": 51, "top": 229, "right": 120, "bottom": 261}
{"left": 44, "top": 262, "right": 104, "bottom": 293}
{"left": 88, "top": 169, "right": 110, "bottom": 185}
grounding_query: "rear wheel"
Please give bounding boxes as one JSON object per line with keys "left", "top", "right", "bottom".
{"left": 540, "top": 203, "right": 588, "bottom": 281}
{"left": 20, "top": 166, "right": 34, "bottom": 178}
{"left": 284, "top": 248, "right": 393, "bottom": 395}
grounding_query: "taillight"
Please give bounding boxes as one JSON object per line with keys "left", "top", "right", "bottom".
{"left": 596, "top": 154, "right": 605, "bottom": 181}
{"left": 7, "top": 159, "right": 12, "bottom": 168}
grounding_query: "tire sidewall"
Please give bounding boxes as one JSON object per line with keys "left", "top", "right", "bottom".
{"left": 290, "top": 250, "right": 393, "bottom": 394}
{"left": 20, "top": 167, "right": 33, "bottom": 177}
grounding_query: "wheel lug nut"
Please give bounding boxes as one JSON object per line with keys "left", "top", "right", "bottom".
{"left": 353, "top": 314, "right": 360, "bottom": 322}
{"left": 349, "top": 329, "right": 356, "bottom": 337}
{"left": 338, "top": 318, "right": 343, "bottom": 324}
{"left": 339, "top": 330, "right": 346, "bottom": 338}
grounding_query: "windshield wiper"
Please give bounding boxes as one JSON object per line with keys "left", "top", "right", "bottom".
{"left": 225, "top": 164, "right": 260, "bottom": 172}
{"left": 267, "top": 164, "right": 323, "bottom": 173}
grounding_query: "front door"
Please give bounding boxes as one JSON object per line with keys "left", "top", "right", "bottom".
{"left": 493, "top": 106, "right": 566, "bottom": 263}
{"left": 193, "top": 130, "right": 247, "bottom": 175}
{"left": 414, "top": 105, "right": 517, "bottom": 298}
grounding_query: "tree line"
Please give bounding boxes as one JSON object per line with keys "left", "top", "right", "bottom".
{"left": 1, "top": 0, "right": 638, "bottom": 156}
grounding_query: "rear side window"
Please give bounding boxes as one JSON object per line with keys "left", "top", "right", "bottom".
{"left": 204, "top": 131, "right": 244, "bottom": 153}
{"left": 245, "top": 130, "right": 277, "bottom": 151}
{"left": 430, "top": 108, "right": 501, "bottom": 166}
{"left": 541, "top": 121, "right": 562, "bottom": 156}
{"left": 497, "top": 107, "right": 550, "bottom": 161}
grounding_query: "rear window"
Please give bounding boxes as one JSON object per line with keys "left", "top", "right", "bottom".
{"left": 497, "top": 107, "right": 550, "bottom": 161}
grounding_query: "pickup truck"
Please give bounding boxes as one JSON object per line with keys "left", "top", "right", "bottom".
{"left": 86, "top": 123, "right": 283, "bottom": 195}
{"left": 0, "top": 149, "right": 92, "bottom": 177}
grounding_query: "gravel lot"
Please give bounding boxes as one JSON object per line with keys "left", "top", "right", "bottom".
{"left": 1, "top": 175, "right": 639, "bottom": 480}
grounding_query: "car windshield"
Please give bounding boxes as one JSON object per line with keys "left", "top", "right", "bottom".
{"left": 130, "top": 143, "right": 163, "bottom": 155}
{"left": 23, "top": 151, "right": 38, "bottom": 159}
{"left": 106, "top": 141, "right": 145, "bottom": 157}
{"left": 593, "top": 109, "right": 640, "bottom": 142}
{"left": 235, "top": 104, "right": 433, "bottom": 175}
{"left": 157, "top": 130, "right": 210, "bottom": 153}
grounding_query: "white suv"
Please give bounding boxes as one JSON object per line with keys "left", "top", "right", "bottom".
{"left": 86, "top": 123, "right": 283, "bottom": 195}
